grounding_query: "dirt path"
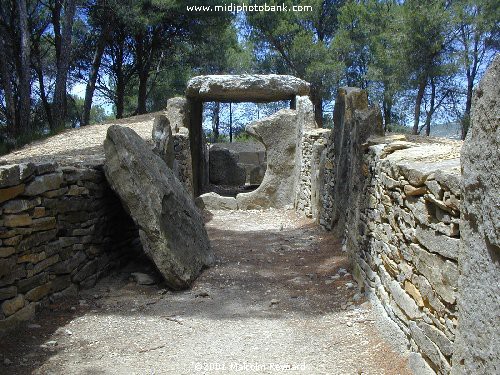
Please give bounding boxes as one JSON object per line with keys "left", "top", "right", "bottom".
{"left": 0, "top": 209, "right": 413, "bottom": 374}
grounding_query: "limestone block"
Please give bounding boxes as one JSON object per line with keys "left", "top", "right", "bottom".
{"left": 409, "top": 321, "right": 451, "bottom": 373}
{"left": 209, "top": 147, "right": 246, "bottom": 185}
{"left": 0, "top": 184, "right": 25, "bottom": 204}
{"left": 0, "top": 302, "right": 35, "bottom": 332}
{"left": 0, "top": 165, "right": 21, "bottom": 188}
{"left": 166, "top": 97, "right": 190, "bottom": 132}
{"left": 186, "top": 74, "right": 309, "bottom": 102}
{"left": 195, "top": 192, "right": 238, "bottom": 211}
{"left": 414, "top": 225, "right": 459, "bottom": 261}
{"left": 2, "top": 197, "right": 41, "bottom": 214}
{"left": 3, "top": 214, "right": 32, "bottom": 227}
{"left": 25, "top": 282, "right": 52, "bottom": 302}
{"left": 24, "top": 172, "right": 64, "bottom": 196}
{"left": 0, "top": 286, "right": 17, "bottom": 301}
{"left": 152, "top": 113, "right": 174, "bottom": 168}
{"left": 1, "top": 294, "right": 24, "bottom": 316}
{"left": 410, "top": 243, "right": 458, "bottom": 304}
{"left": 387, "top": 278, "right": 422, "bottom": 320}
{"left": 0, "top": 248, "right": 15, "bottom": 258}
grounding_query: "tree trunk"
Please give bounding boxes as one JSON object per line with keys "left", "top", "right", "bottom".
{"left": 34, "top": 62, "right": 53, "bottom": 129}
{"left": 424, "top": 79, "right": 436, "bottom": 137}
{"left": 382, "top": 96, "right": 392, "bottom": 132}
{"left": 412, "top": 79, "right": 427, "bottom": 135}
{"left": 137, "top": 70, "right": 149, "bottom": 115}
{"left": 462, "top": 76, "right": 474, "bottom": 139}
{"left": 229, "top": 103, "right": 233, "bottom": 142}
{"left": 134, "top": 32, "right": 148, "bottom": 115}
{"left": 0, "top": 32, "right": 16, "bottom": 135}
{"left": 52, "top": 0, "right": 76, "bottom": 132}
{"left": 310, "top": 87, "right": 323, "bottom": 128}
{"left": 18, "top": 0, "right": 31, "bottom": 136}
{"left": 82, "top": 31, "right": 107, "bottom": 126}
{"left": 212, "top": 102, "right": 220, "bottom": 142}
{"left": 115, "top": 74, "right": 125, "bottom": 119}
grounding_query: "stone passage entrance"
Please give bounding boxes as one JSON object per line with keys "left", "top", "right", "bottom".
{"left": 185, "top": 74, "right": 318, "bottom": 210}
{"left": 185, "top": 75, "right": 313, "bottom": 199}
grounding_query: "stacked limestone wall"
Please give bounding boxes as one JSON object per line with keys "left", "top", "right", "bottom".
{"left": 295, "top": 128, "right": 330, "bottom": 218}
{"left": 346, "top": 138, "right": 462, "bottom": 373}
{"left": 0, "top": 162, "right": 140, "bottom": 332}
{"left": 318, "top": 86, "right": 465, "bottom": 373}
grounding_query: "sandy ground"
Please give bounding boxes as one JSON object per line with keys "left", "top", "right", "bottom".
{"left": 0, "top": 209, "right": 414, "bottom": 375}
{"left": 0, "top": 113, "right": 158, "bottom": 167}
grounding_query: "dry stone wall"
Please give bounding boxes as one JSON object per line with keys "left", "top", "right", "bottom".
{"left": 0, "top": 162, "right": 140, "bottom": 333}
{"left": 346, "top": 138, "right": 462, "bottom": 374}
{"left": 317, "top": 87, "right": 465, "bottom": 373}
{"left": 295, "top": 128, "right": 330, "bottom": 218}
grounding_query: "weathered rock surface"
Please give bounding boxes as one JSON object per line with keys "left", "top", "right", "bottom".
{"left": 236, "top": 109, "right": 300, "bottom": 209}
{"left": 296, "top": 95, "right": 317, "bottom": 130}
{"left": 209, "top": 147, "right": 246, "bottom": 186}
{"left": 328, "top": 87, "right": 383, "bottom": 234}
{"left": 166, "top": 97, "right": 190, "bottom": 132}
{"left": 195, "top": 192, "right": 238, "bottom": 211}
{"left": 452, "top": 55, "right": 500, "bottom": 374}
{"left": 186, "top": 74, "right": 310, "bottom": 102}
{"left": 152, "top": 114, "right": 174, "bottom": 168}
{"left": 104, "top": 125, "right": 213, "bottom": 290}
{"left": 209, "top": 142, "right": 266, "bottom": 186}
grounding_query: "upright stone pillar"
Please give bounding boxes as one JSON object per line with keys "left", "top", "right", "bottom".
{"left": 452, "top": 56, "right": 500, "bottom": 374}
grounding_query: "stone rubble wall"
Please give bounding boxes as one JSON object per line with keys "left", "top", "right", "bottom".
{"left": 0, "top": 162, "right": 141, "bottom": 333}
{"left": 294, "top": 128, "right": 330, "bottom": 218}
{"left": 346, "top": 139, "right": 461, "bottom": 374}
{"left": 316, "top": 86, "right": 464, "bottom": 373}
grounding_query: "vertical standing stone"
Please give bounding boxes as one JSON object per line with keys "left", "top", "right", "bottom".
{"left": 328, "top": 87, "right": 383, "bottom": 235}
{"left": 236, "top": 109, "right": 300, "bottom": 209}
{"left": 452, "top": 56, "right": 500, "bottom": 374}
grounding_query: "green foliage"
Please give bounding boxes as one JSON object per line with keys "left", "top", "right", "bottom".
{"left": 247, "top": 0, "right": 344, "bottom": 100}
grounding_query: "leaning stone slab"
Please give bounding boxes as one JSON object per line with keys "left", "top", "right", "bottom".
{"left": 104, "top": 125, "right": 213, "bottom": 290}
{"left": 195, "top": 192, "right": 238, "bottom": 210}
{"left": 186, "top": 74, "right": 310, "bottom": 102}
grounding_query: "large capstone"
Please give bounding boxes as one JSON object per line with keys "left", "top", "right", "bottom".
{"left": 103, "top": 125, "right": 213, "bottom": 290}
{"left": 186, "top": 74, "right": 310, "bottom": 102}
{"left": 452, "top": 56, "right": 500, "bottom": 374}
{"left": 236, "top": 109, "right": 300, "bottom": 209}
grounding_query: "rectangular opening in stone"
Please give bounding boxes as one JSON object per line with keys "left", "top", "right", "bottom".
{"left": 201, "top": 101, "right": 289, "bottom": 197}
